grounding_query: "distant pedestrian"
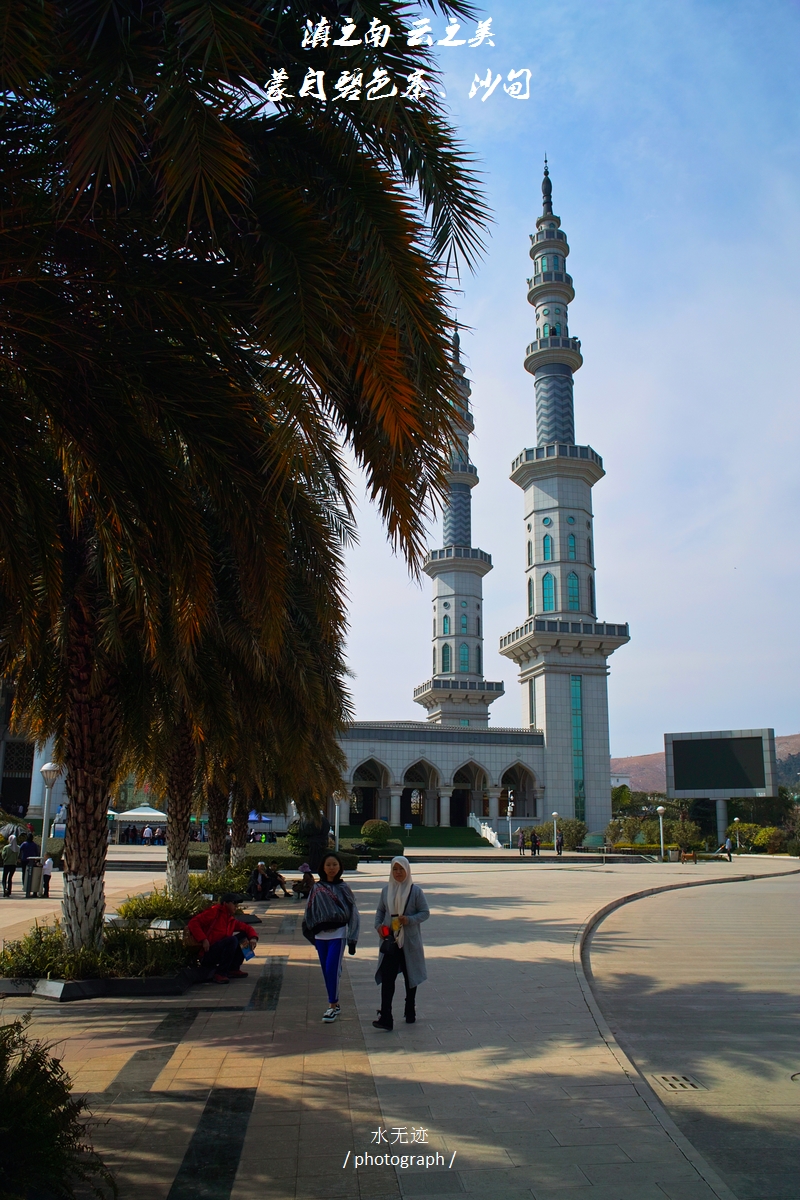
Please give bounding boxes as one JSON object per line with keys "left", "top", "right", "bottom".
{"left": 2, "top": 834, "right": 19, "bottom": 896}
{"left": 292, "top": 864, "right": 315, "bottom": 900}
{"left": 142, "top": 825, "right": 153, "bottom": 846}
{"left": 718, "top": 837, "right": 732, "bottom": 862}
{"left": 42, "top": 854, "right": 53, "bottom": 898}
{"left": 531, "top": 831, "right": 540, "bottom": 857}
{"left": 373, "top": 856, "right": 429, "bottom": 1031}
{"left": 19, "top": 833, "right": 40, "bottom": 892}
{"left": 556, "top": 830, "right": 564, "bottom": 856}
{"left": 303, "top": 853, "right": 359, "bottom": 1023}
{"left": 517, "top": 829, "right": 525, "bottom": 856}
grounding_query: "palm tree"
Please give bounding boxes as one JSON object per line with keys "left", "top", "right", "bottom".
{"left": 1, "top": 1, "right": 490, "bottom": 948}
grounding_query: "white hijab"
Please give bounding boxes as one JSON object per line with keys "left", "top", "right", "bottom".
{"left": 386, "top": 856, "right": 413, "bottom": 948}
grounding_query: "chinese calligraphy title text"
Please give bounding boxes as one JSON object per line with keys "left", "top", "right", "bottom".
{"left": 260, "top": 14, "right": 532, "bottom": 103}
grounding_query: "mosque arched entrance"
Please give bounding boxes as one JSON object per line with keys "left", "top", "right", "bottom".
{"left": 451, "top": 762, "right": 487, "bottom": 827}
{"left": 350, "top": 758, "right": 388, "bottom": 824}
{"left": 401, "top": 761, "right": 438, "bottom": 827}
{"left": 501, "top": 764, "right": 538, "bottom": 820}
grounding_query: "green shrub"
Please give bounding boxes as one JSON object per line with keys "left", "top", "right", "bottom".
{"left": 557, "top": 819, "right": 588, "bottom": 849}
{"left": 117, "top": 888, "right": 205, "bottom": 922}
{"left": 0, "top": 923, "right": 193, "bottom": 981}
{"left": 786, "top": 839, "right": 800, "bottom": 857}
{"left": 753, "top": 826, "right": 787, "bottom": 853}
{"left": 0, "top": 1015, "right": 116, "bottom": 1198}
{"left": 284, "top": 819, "right": 308, "bottom": 857}
{"left": 727, "top": 821, "right": 761, "bottom": 848}
{"left": 360, "top": 819, "right": 391, "bottom": 845}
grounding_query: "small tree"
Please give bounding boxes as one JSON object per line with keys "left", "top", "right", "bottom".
{"left": 361, "top": 819, "right": 391, "bottom": 847}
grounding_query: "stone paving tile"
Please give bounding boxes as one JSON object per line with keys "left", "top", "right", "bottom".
{"left": 6, "top": 859, "right": 792, "bottom": 1198}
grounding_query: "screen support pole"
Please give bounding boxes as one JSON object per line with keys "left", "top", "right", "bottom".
{"left": 715, "top": 799, "right": 728, "bottom": 849}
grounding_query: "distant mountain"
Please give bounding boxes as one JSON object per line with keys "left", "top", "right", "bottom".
{"left": 611, "top": 734, "right": 800, "bottom": 793}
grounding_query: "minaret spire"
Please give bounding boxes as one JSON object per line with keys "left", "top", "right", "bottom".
{"left": 500, "top": 171, "right": 630, "bottom": 832}
{"left": 413, "top": 328, "right": 504, "bottom": 727}
{"left": 542, "top": 156, "right": 553, "bottom": 216}
{"left": 525, "top": 160, "right": 581, "bottom": 445}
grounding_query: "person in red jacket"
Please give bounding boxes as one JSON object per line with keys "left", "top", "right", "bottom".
{"left": 186, "top": 893, "right": 258, "bottom": 985}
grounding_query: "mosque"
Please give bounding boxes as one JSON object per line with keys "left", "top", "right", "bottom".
{"left": 330, "top": 166, "right": 630, "bottom": 837}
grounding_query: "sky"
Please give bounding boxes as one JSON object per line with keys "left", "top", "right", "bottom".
{"left": 342, "top": 0, "right": 800, "bottom": 756}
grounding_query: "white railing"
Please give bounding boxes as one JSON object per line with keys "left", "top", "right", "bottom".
{"left": 469, "top": 813, "right": 502, "bottom": 847}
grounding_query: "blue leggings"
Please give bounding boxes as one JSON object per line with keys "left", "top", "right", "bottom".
{"left": 315, "top": 936, "right": 346, "bottom": 1004}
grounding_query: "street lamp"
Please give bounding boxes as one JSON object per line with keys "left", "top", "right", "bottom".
{"left": 552, "top": 811, "right": 558, "bottom": 854}
{"left": 507, "top": 793, "right": 514, "bottom": 850}
{"left": 734, "top": 816, "right": 740, "bottom": 851}
{"left": 39, "top": 762, "right": 61, "bottom": 885}
{"left": 656, "top": 805, "right": 666, "bottom": 862}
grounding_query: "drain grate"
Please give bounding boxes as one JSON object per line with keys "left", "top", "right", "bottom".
{"left": 653, "top": 1073, "right": 706, "bottom": 1092}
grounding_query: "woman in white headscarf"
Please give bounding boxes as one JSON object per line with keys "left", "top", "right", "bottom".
{"left": 373, "top": 856, "right": 429, "bottom": 1031}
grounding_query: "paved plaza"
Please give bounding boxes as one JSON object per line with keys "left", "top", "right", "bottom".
{"left": 0, "top": 857, "right": 797, "bottom": 1200}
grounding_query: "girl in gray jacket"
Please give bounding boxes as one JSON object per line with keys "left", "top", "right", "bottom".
{"left": 373, "top": 856, "right": 429, "bottom": 1030}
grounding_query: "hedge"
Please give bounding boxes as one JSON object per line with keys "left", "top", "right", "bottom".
{"left": 187, "top": 849, "right": 358, "bottom": 872}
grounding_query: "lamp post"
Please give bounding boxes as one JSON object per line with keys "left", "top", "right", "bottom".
{"left": 507, "top": 794, "right": 514, "bottom": 851}
{"left": 656, "top": 805, "right": 666, "bottom": 862}
{"left": 552, "top": 811, "right": 558, "bottom": 854}
{"left": 734, "top": 816, "right": 740, "bottom": 851}
{"left": 39, "top": 762, "right": 61, "bottom": 894}
{"left": 40, "top": 762, "right": 60, "bottom": 842}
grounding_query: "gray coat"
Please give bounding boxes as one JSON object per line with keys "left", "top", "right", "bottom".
{"left": 374, "top": 882, "right": 430, "bottom": 989}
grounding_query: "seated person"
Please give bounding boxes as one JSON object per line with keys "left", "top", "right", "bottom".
{"left": 186, "top": 893, "right": 258, "bottom": 984}
{"left": 248, "top": 861, "right": 277, "bottom": 901}
{"left": 268, "top": 860, "right": 292, "bottom": 897}
{"left": 292, "top": 864, "right": 315, "bottom": 899}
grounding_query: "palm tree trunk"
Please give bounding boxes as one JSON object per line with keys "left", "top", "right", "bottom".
{"left": 230, "top": 783, "right": 249, "bottom": 867}
{"left": 206, "top": 781, "right": 228, "bottom": 874}
{"left": 165, "top": 715, "right": 196, "bottom": 895}
{"left": 61, "top": 593, "right": 121, "bottom": 952}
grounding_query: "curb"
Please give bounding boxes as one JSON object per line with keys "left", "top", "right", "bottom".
{"left": 572, "top": 866, "right": 800, "bottom": 1200}
{"left": 0, "top": 966, "right": 199, "bottom": 1002}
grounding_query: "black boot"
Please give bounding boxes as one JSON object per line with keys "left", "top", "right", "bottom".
{"left": 372, "top": 1010, "right": 393, "bottom": 1031}
{"left": 404, "top": 987, "right": 417, "bottom": 1024}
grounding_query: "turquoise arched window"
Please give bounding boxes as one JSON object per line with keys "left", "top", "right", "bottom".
{"left": 568, "top": 534, "right": 576, "bottom": 560}
{"left": 543, "top": 323, "right": 550, "bottom": 337}
{"left": 442, "top": 643, "right": 451, "bottom": 673}
{"left": 568, "top": 572, "right": 580, "bottom": 610}
{"left": 459, "top": 643, "right": 470, "bottom": 673}
{"left": 543, "top": 534, "right": 553, "bottom": 561}
{"left": 527, "top": 540, "right": 532, "bottom": 566}
{"left": 476, "top": 644, "right": 482, "bottom": 675}
{"left": 528, "top": 577, "right": 534, "bottom": 616}
{"left": 432, "top": 646, "right": 436, "bottom": 673}
{"left": 589, "top": 576, "right": 595, "bottom": 615}
{"left": 542, "top": 573, "right": 556, "bottom": 612}
{"left": 443, "top": 615, "right": 450, "bottom": 635}
{"left": 541, "top": 256, "right": 547, "bottom": 271}
{"left": 555, "top": 323, "right": 561, "bottom": 336}
{"left": 552, "top": 255, "right": 560, "bottom": 269}
{"left": 461, "top": 613, "right": 468, "bottom": 633}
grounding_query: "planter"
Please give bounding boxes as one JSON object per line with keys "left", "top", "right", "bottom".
{"left": 0, "top": 966, "right": 199, "bottom": 1003}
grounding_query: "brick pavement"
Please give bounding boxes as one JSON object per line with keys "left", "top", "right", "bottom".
{"left": 0, "top": 858, "right": 796, "bottom": 1199}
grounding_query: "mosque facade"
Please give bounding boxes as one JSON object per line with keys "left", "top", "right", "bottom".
{"left": 332, "top": 169, "right": 628, "bottom": 835}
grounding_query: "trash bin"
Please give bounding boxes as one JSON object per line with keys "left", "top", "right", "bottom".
{"left": 25, "top": 859, "right": 43, "bottom": 897}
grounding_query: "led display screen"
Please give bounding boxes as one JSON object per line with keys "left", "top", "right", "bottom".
{"left": 672, "top": 737, "right": 765, "bottom": 791}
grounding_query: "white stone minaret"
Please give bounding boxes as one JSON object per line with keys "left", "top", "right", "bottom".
{"left": 414, "top": 332, "right": 504, "bottom": 727}
{"left": 498, "top": 163, "right": 629, "bottom": 832}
